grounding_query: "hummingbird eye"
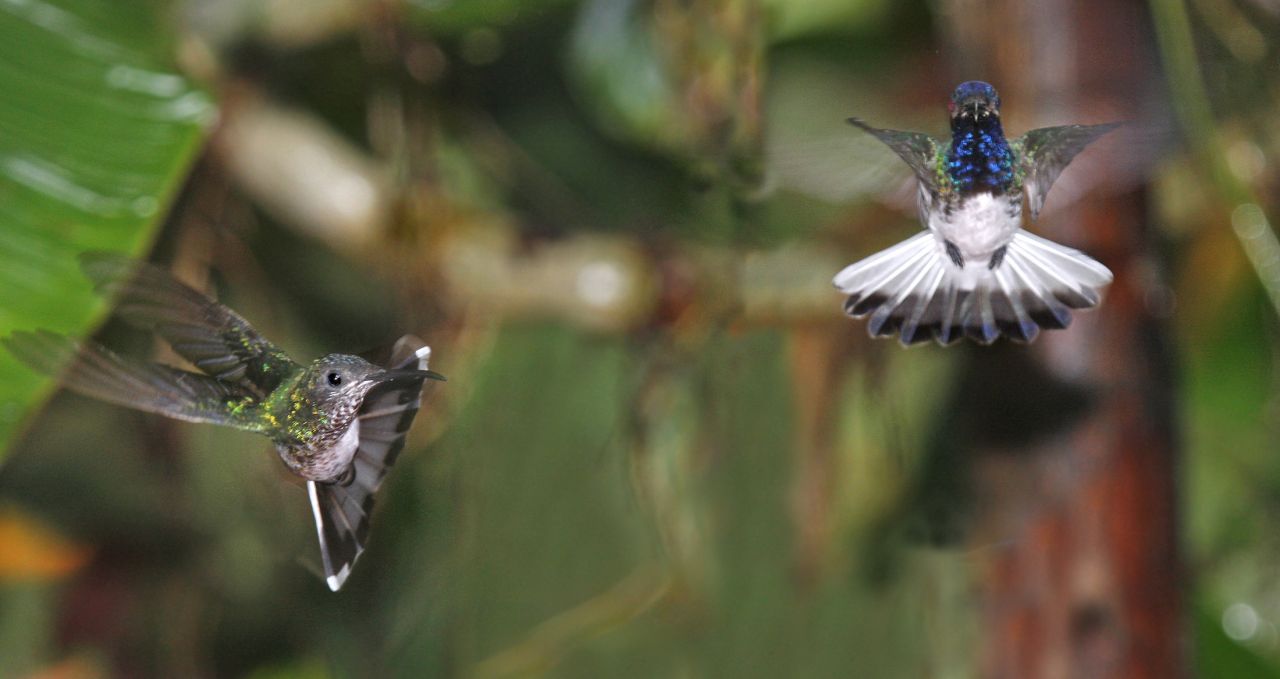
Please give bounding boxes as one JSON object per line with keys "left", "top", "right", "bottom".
{"left": 327, "top": 372, "right": 343, "bottom": 387}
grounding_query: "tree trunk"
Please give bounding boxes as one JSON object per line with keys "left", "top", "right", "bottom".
{"left": 939, "top": 1, "right": 1187, "bottom": 677}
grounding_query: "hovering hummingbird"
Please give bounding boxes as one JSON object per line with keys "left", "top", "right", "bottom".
{"left": 834, "top": 81, "right": 1118, "bottom": 345}
{"left": 3, "top": 253, "right": 444, "bottom": 591}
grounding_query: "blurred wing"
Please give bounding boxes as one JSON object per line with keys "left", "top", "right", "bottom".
{"left": 3, "top": 329, "right": 258, "bottom": 428}
{"left": 846, "top": 118, "right": 942, "bottom": 193}
{"left": 307, "top": 335, "right": 437, "bottom": 591}
{"left": 79, "top": 252, "right": 298, "bottom": 396}
{"left": 1016, "top": 123, "right": 1123, "bottom": 220}
{"left": 768, "top": 126, "right": 917, "bottom": 209}
{"left": 1027, "top": 122, "right": 1168, "bottom": 220}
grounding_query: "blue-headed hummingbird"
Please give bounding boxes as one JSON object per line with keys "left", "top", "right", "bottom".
{"left": 834, "top": 81, "right": 1118, "bottom": 345}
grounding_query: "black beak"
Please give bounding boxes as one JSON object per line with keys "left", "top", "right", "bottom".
{"left": 370, "top": 369, "right": 447, "bottom": 385}
{"left": 954, "top": 99, "right": 995, "bottom": 122}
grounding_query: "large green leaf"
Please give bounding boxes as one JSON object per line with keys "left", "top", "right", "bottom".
{"left": 0, "top": 0, "right": 213, "bottom": 457}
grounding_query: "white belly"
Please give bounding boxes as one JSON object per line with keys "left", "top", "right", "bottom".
{"left": 328, "top": 419, "right": 361, "bottom": 469}
{"left": 928, "top": 193, "right": 1021, "bottom": 260}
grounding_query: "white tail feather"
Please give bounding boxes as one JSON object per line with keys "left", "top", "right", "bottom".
{"left": 833, "top": 229, "right": 1113, "bottom": 345}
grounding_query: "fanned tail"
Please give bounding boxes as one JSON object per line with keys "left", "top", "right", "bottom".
{"left": 307, "top": 480, "right": 366, "bottom": 592}
{"left": 833, "top": 230, "right": 1112, "bottom": 345}
{"left": 308, "top": 335, "right": 436, "bottom": 591}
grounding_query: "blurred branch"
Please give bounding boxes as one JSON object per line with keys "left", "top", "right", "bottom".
{"left": 784, "top": 325, "right": 854, "bottom": 584}
{"left": 436, "top": 227, "right": 660, "bottom": 332}
{"left": 183, "top": 0, "right": 377, "bottom": 50}
{"left": 216, "top": 94, "right": 854, "bottom": 332}
{"left": 216, "top": 95, "right": 393, "bottom": 249}
{"left": 468, "top": 565, "right": 669, "bottom": 679}
{"left": 627, "top": 349, "right": 715, "bottom": 600}
{"left": 1150, "top": 0, "right": 1280, "bottom": 318}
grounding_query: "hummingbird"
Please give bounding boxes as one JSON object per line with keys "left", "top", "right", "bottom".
{"left": 3, "top": 253, "right": 444, "bottom": 591}
{"left": 834, "top": 81, "right": 1118, "bottom": 345}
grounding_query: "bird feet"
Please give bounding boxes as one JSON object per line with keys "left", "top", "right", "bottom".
{"left": 944, "top": 240, "right": 965, "bottom": 268}
{"left": 988, "top": 245, "right": 1007, "bottom": 270}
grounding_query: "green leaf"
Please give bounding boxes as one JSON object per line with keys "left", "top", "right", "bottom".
{"left": 0, "top": 0, "right": 213, "bottom": 458}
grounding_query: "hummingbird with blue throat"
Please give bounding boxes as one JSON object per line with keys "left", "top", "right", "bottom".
{"left": 834, "top": 81, "right": 1118, "bottom": 345}
{"left": 3, "top": 253, "right": 444, "bottom": 591}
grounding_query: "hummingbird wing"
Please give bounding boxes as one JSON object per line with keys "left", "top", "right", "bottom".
{"left": 846, "top": 118, "right": 942, "bottom": 194}
{"left": 3, "top": 329, "right": 262, "bottom": 428}
{"left": 307, "top": 335, "right": 437, "bottom": 591}
{"left": 1016, "top": 123, "right": 1123, "bottom": 221}
{"left": 79, "top": 253, "right": 299, "bottom": 397}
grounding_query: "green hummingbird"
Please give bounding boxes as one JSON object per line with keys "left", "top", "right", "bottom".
{"left": 3, "top": 253, "right": 445, "bottom": 591}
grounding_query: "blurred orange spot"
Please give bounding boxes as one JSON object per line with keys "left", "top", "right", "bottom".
{"left": 0, "top": 507, "right": 92, "bottom": 581}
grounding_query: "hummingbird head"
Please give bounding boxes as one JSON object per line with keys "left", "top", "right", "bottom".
{"left": 290, "top": 354, "right": 381, "bottom": 437}
{"left": 290, "top": 353, "right": 437, "bottom": 446}
{"left": 948, "top": 81, "right": 1001, "bottom": 130}
{"left": 308, "top": 354, "right": 384, "bottom": 409}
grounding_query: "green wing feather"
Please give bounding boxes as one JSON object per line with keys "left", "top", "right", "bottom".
{"left": 1016, "top": 123, "right": 1122, "bottom": 220}
{"left": 2, "top": 329, "right": 266, "bottom": 430}
{"left": 846, "top": 118, "right": 945, "bottom": 194}
{"left": 79, "top": 253, "right": 298, "bottom": 397}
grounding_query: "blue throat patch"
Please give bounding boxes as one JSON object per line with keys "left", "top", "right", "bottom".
{"left": 946, "top": 119, "right": 1014, "bottom": 194}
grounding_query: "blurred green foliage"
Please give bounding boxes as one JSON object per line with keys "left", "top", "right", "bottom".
{"left": 0, "top": 0, "right": 1278, "bottom": 677}
{"left": 0, "top": 0, "right": 211, "bottom": 455}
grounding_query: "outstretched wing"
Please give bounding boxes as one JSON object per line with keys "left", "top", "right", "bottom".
{"left": 79, "top": 253, "right": 298, "bottom": 397}
{"left": 846, "top": 118, "right": 942, "bottom": 194}
{"left": 2, "top": 330, "right": 260, "bottom": 428}
{"left": 308, "top": 335, "right": 439, "bottom": 591}
{"left": 1016, "top": 123, "right": 1122, "bottom": 220}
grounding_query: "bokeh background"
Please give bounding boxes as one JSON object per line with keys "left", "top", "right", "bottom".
{"left": 0, "top": 0, "right": 1277, "bottom": 677}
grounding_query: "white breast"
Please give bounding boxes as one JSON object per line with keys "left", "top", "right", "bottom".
{"left": 329, "top": 419, "right": 361, "bottom": 469}
{"left": 928, "top": 193, "right": 1021, "bottom": 260}
{"left": 302, "top": 419, "right": 362, "bottom": 482}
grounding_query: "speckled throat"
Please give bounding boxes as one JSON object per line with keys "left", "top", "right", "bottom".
{"left": 946, "top": 115, "right": 1015, "bottom": 195}
{"left": 276, "top": 419, "right": 361, "bottom": 482}
{"left": 270, "top": 374, "right": 376, "bottom": 482}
